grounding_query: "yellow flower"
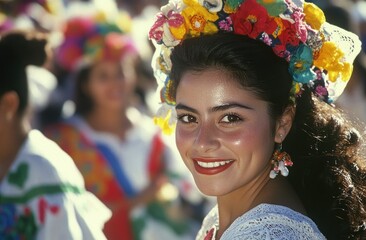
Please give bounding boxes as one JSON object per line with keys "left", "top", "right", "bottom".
{"left": 292, "top": 82, "right": 301, "bottom": 94}
{"left": 154, "top": 109, "right": 176, "bottom": 135}
{"left": 95, "top": 11, "right": 108, "bottom": 23}
{"left": 182, "top": 0, "right": 219, "bottom": 37}
{"left": 304, "top": 2, "right": 325, "bottom": 30}
{"left": 170, "top": 25, "right": 187, "bottom": 40}
{"left": 341, "top": 62, "right": 353, "bottom": 82}
{"left": 314, "top": 41, "right": 351, "bottom": 82}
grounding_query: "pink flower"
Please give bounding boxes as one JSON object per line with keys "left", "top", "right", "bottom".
{"left": 315, "top": 85, "right": 328, "bottom": 97}
{"left": 149, "top": 12, "right": 166, "bottom": 42}
{"left": 218, "top": 17, "right": 233, "bottom": 31}
{"left": 292, "top": 9, "right": 308, "bottom": 43}
{"left": 260, "top": 32, "right": 273, "bottom": 46}
{"left": 149, "top": 10, "right": 185, "bottom": 43}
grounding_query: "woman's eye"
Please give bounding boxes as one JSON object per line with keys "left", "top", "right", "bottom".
{"left": 177, "top": 114, "right": 197, "bottom": 123}
{"left": 220, "top": 114, "right": 242, "bottom": 123}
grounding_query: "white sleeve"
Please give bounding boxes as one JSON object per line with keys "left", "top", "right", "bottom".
{"left": 37, "top": 192, "right": 111, "bottom": 240}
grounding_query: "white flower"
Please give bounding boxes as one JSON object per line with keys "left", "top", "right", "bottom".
{"left": 198, "top": 0, "right": 223, "bottom": 13}
{"left": 162, "top": 0, "right": 185, "bottom": 15}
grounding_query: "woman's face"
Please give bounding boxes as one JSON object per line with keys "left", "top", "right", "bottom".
{"left": 86, "top": 60, "right": 135, "bottom": 111}
{"left": 175, "top": 69, "right": 276, "bottom": 196}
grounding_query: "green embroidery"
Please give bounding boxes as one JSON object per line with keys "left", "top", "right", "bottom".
{"left": 8, "top": 162, "right": 29, "bottom": 188}
{"left": 0, "top": 184, "right": 85, "bottom": 204}
{"left": 16, "top": 210, "right": 38, "bottom": 240}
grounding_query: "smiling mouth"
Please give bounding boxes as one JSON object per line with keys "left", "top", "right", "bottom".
{"left": 193, "top": 158, "right": 234, "bottom": 175}
{"left": 196, "top": 160, "right": 233, "bottom": 168}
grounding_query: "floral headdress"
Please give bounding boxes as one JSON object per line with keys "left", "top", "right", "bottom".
{"left": 149, "top": 0, "right": 362, "bottom": 134}
{"left": 57, "top": 10, "right": 136, "bottom": 71}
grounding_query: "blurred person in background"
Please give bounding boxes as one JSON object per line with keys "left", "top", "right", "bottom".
{"left": 44, "top": 3, "right": 201, "bottom": 239}
{"left": 0, "top": 0, "right": 64, "bottom": 129}
{"left": 0, "top": 29, "right": 110, "bottom": 240}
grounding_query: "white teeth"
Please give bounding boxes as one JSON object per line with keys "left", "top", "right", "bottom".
{"left": 196, "top": 160, "right": 233, "bottom": 168}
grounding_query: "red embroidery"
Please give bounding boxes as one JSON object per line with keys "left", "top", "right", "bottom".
{"left": 38, "top": 198, "right": 60, "bottom": 224}
{"left": 204, "top": 227, "right": 217, "bottom": 240}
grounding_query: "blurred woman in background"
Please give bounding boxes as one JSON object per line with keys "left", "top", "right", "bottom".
{"left": 44, "top": 4, "right": 201, "bottom": 239}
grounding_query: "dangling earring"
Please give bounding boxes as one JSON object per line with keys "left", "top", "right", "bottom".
{"left": 269, "top": 143, "right": 293, "bottom": 179}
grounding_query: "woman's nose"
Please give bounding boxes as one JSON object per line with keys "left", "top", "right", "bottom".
{"left": 193, "top": 122, "right": 220, "bottom": 153}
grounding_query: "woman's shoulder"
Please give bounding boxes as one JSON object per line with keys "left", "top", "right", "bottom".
{"left": 223, "top": 203, "right": 326, "bottom": 240}
{"left": 4, "top": 130, "right": 85, "bottom": 191}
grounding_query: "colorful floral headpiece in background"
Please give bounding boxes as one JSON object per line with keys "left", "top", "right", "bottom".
{"left": 149, "top": 0, "right": 362, "bottom": 134}
{"left": 57, "top": 9, "right": 136, "bottom": 71}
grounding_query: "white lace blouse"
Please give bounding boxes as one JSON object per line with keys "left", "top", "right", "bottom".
{"left": 196, "top": 203, "right": 326, "bottom": 240}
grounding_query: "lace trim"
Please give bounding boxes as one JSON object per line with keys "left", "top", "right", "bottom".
{"left": 197, "top": 203, "right": 326, "bottom": 240}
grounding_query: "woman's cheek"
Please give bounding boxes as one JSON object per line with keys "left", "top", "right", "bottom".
{"left": 176, "top": 127, "right": 192, "bottom": 151}
{"left": 219, "top": 125, "right": 264, "bottom": 154}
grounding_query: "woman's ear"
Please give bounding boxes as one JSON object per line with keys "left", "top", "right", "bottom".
{"left": 274, "top": 105, "right": 295, "bottom": 143}
{"left": 0, "top": 91, "right": 19, "bottom": 122}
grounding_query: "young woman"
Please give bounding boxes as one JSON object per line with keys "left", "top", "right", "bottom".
{"left": 149, "top": 0, "right": 366, "bottom": 239}
{"left": 0, "top": 30, "right": 111, "bottom": 239}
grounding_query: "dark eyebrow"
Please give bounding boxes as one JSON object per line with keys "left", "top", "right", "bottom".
{"left": 175, "top": 102, "right": 253, "bottom": 114}
{"left": 210, "top": 103, "right": 253, "bottom": 112}
{"left": 175, "top": 103, "right": 199, "bottom": 114}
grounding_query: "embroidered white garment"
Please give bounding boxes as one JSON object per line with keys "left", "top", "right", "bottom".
{"left": 0, "top": 130, "right": 111, "bottom": 240}
{"left": 196, "top": 203, "right": 326, "bottom": 240}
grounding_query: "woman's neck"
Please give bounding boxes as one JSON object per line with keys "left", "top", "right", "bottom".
{"left": 85, "top": 108, "right": 132, "bottom": 140}
{"left": 215, "top": 164, "right": 304, "bottom": 239}
{"left": 0, "top": 119, "right": 30, "bottom": 181}
{"left": 215, "top": 165, "right": 271, "bottom": 237}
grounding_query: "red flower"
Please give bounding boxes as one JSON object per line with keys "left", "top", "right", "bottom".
{"left": 273, "top": 44, "right": 289, "bottom": 59}
{"left": 278, "top": 19, "right": 300, "bottom": 47}
{"left": 63, "top": 17, "right": 95, "bottom": 38}
{"left": 56, "top": 41, "right": 83, "bottom": 71}
{"left": 231, "top": 0, "right": 277, "bottom": 39}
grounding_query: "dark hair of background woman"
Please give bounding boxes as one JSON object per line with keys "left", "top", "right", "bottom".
{"left": 0, "top": 30, "right": 48, "bottom": 114}
{"left": 169, "top": 33, "right": 366, "bottom": 240}
{"left": 74, "top": 65, "right": 94, "bottom": 116}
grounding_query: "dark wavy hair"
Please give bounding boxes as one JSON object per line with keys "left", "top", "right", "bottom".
{"left": 169, "top": 33, "right": 366, "bottom": 239}
{"left": 74, "top": 65, "right": 94, "bottom": 116}
{"left": 0, "top": 30, "right": 48, "bottom": 114}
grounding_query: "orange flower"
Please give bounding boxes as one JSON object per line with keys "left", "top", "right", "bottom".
{"left": 181, "top": 0, "right": 219, "bottom": 37}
